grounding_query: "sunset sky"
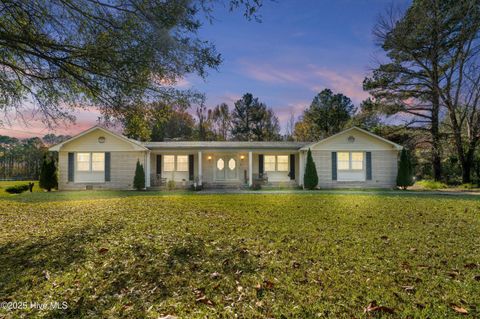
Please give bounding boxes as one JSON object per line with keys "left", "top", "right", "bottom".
{"left": 1, "top": 0, "right": 408, "bottom": 139}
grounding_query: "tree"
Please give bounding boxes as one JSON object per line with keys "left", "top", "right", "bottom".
{"left": 133, "top": 160, "right": 145, "bottom": 190}
{"left": 435, "top": 2, "right": 480, "bottom": 183}
{"left": 294, "top": 89, "right": 356, "bottom": 141}
{"left": 363, "top": 1, "right": 458, "bottom": 181}
{"left": 231, "top": 93, "right": 281, "bottom": 141}
{"left": 397, "top": 148, "right": 414, "bottom": 190}
{"left": 211, "top": 103, "right": 232, "bottom": 140}
{"left": 303, "top": 149, "right": 318, "bottom": 190}
{"left": 39, "top": 155, "right": 57, "bottom": 192}
{"left": 348, "top": 98, "right": 381, "bottom": 130}
{"left": 0, "top": 0, "right": 263, "bottom": 126}
{"left": 120, "top": 100, "right": 196, "bottom": 141}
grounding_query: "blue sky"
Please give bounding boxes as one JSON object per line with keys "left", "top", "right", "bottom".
{"left": 2, "top": 0, "right": 408, "bottom": 138}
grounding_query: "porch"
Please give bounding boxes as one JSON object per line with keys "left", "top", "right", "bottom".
{"left": 145, "top": 148, "right": 302, "bottom": 189}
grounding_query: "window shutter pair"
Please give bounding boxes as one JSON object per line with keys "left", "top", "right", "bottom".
{"left": 67, "top": 152, "right": 111, "bottom": 182}
{"left": 331, "top": 151, "right": 372, "bottom": 181}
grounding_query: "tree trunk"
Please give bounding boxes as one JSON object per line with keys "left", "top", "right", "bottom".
{"left": 431, "top": 94, "right": 442, "bottom": 181}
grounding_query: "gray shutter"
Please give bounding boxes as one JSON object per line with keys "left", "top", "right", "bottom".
{"left": 289, "top": 154, "right": 295, "bottom": 180}
{"left": 105, "top": 152, "right": 111, "bottom": 181}
{"left": 68, "top": 152, "right": 74, "bottom": 182}
{"left": 331, "top": 152, "right": 337, "bottom": 181}
{"left": 188, "top": 154, "right": 194, "bottom": 181}
{"left": 259, "top": 154, "right": 264, "bottom": 175}
{"left": 366, "top": 152, "right": 372, "bottom": 180}
{"left": 156, "top": 155, "right": 162, "bottom": 175}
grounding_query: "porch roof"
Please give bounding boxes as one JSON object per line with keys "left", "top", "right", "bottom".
{"left": 142, "top": 141, "right": 308, "bottom": 150}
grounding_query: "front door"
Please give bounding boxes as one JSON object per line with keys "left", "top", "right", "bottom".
{"left": 215, "top": 155, "right": 238, "bottom": 181}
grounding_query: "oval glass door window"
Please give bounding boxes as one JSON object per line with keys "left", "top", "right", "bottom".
{"left": 228, "top": 158, "right": 236, "bottom": 170}
{"left": 217, "top": 158, "right": 224, "bottom": 170}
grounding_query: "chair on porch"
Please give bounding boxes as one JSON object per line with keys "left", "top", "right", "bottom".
{"left": 252, "top": 172, "right": 268, "bottom": 185}
{"left": 151, "top": 174, "right": 167, "bottom": 187}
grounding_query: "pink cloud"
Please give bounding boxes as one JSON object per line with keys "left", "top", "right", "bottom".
{"left": 309, "top": 66, "right": 369, "bottom": 104}
{"left": 242, "top": 62, "right": 369, "bottom": 104}
{"left": 0, "top": 106, "right": 102, "bottom": 138}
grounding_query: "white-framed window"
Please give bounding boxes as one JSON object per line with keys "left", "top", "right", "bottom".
{"left": 164, "top": 155, "right": 175, "bottom": 172}
{"left": 77, "top": 153, "right": 91, "bottom": 171}
{"left": 176, "top": 155, "right": 188, "bottom": 172}
{"left": 338, "top": 152, "right": 364, "bottom": 170}
{"left": 351, "top": 152, "right": 364, "bottom": 170}
{"left": 92, "top": 153, "right": 105, "bottom": 171}
{"left": 277, "top": 155, "right": 289, "bottom": 171}
{"left": 264, "top": 155, "right": 276, "bottom": 171}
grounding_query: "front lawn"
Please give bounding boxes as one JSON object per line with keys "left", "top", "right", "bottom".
{"left": 0, "top": 192, "right": 479, "bottom": 318}
{"left": 0, "top": 180, "right": 41, "bottom": 196}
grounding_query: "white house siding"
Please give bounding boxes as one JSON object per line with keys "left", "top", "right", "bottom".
{"left": 310, "top": 149, "right": 398, "bottom": 188}
{"left": 58, "top": 151, "right": 146, "bottom": 190}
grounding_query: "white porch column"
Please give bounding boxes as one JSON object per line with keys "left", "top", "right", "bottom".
{"left": 299, "top": 151, "right": 304, "bottom": 188}
{"left": 248, "top": 151, "right": 253, "bottom": 186}
{"left": 198, "top": 151, "right": 203, "bottom": 186}
{"left": 145, "top": 150, "right": 151, "bottom": 188}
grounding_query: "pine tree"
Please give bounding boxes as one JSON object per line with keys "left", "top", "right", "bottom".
{"left": 133, "top": 160, "right": 146, "bottom": 190}
{"left": 303, "top": 149, "right": 319, "bottom": 190}
{"left": 396, "top": 148, "right": 414, "bottom": 190}
{"left": 39, "top": 155, "right": 58, "bottom": 192}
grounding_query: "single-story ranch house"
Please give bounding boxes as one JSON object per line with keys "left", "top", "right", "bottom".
{"left": 49, "top": 126, "right": 403, "bottom": 190}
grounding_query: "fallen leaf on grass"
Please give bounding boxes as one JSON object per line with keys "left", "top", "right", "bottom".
{"left": 364, "top": 301, "right": 394, "bottom": 314}
{"left": 196, "top": 295, "right": 215, "bottom": 306}
{"left": 450, "top": 304, "right": 468, "bottom": 314}
{"left": 464, "top": 263, "right": 477, "bottom": 269}
{"left": 401, "top": 285, "right": 415, "bottom": 293}
{"left": 194, "top": 288, "right": 215, "bottom": 306}
{"left": 210, "top": 272, "right": 220, "bottom": 279}
{"left": 263, "top": 280, "right": 274, "bottom": 289}
{"left": 98, "top": 247, "right": 109, "bottom": 254}
{"left": 42, "top": 270, "right": 50, "bottom": 280}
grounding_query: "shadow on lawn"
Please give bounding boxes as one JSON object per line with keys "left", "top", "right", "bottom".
{"left": 31, "top": 235, "right": 259, "bottom": 318}
{"left": 0, "top": 224, "right": 121, "bottom": 297}
{"left": 3, "top": 189, "right": 480, "bottom": 205}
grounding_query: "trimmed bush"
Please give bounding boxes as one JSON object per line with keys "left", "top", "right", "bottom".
{"left": 133, "top": 160, "right": 146, "bottom": 190}
{"left": 167, "top": 180, "right": 176, "bottom": 190}
{"left": 416, "top": 180, "right": 447, "bottom": 190}
{"left": 6, "top": 184, "right": 30, "bottom": 194}
{"left": 303, "top": 149, "right": 318, "bottom": 190}
{"left": 396, "top": 148, "right": 414, "bottom": 190}
{"left": 39, "top": 155, "right": 58, "bottom": 192}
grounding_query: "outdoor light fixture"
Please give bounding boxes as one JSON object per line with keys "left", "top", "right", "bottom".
{"left": 240, "top": 155, "right": 245, "bottom": 160}
{"left": 207, "top": 155, "right": 212, "bottom": 160}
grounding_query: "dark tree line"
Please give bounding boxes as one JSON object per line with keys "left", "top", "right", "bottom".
{"left": 0, "top": 134, "right": 69, "bottom": 180}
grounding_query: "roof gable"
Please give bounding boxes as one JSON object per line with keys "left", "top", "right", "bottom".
{"left": 301, "top": 127, "right": 402, "bottom": 151}
{"left": 49, "top": 126, "right": 147, "bottom": 152}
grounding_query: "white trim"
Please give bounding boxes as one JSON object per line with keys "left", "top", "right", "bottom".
{"left": 198, "top": 151, "right": 202, "bottom": 186}
{"left": 300, "top": 127, "right": 403, "bottom": 151}
{"left": 49, "top": 126, "right": 148, "bottom": 152}
{"left": 248, "top": 151, "right": 253, "bottom": 186}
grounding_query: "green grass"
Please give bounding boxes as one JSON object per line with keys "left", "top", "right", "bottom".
{"left": 0, "top": 180, "right": 42, "bottom": 195}
{"left": 0, "top": 192, "right": 479, "bottom": 318}
{"left": 415, "top": 180, "right": 448, "bottom": 190}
